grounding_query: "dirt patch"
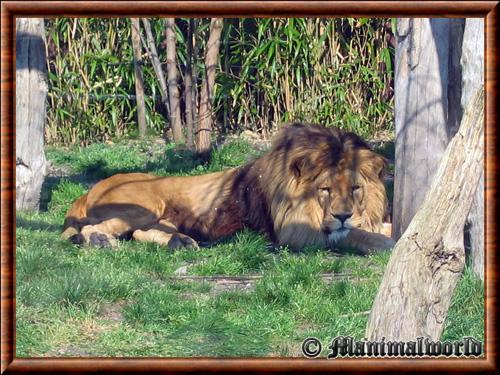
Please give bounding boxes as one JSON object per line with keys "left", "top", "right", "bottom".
{"left": 168, "top": 272, "right": 370, "bottom": 299}
{"left": 268, "top": 340, "right": 305, "bottom": 357}
{"left": 46, "top": 345, "right": 90, "bottom": 357}
{"left": 99, "top": 301, "right": 125, "bottom": 324}
{"left": 295, "top": 322, "right": 321, "bottom": 335}
{"left": 210, "top": 279, "right": 255, "bottom": 296}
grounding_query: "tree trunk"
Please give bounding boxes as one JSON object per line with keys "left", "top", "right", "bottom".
{"left": 468, "top": 174, "right": 484, "bottom": 280}
{"left": 165, "top": 19, "right": 184, "bottom": 143}
{"left": 141, "top": 18, "right": 170, "bottom": 138}
{"left": 191, "top": 19, "right": 200, "bottom": 142}
{"left": 366, "top": 88, "right": 483, "bottom": 341}
{"left": 392, "top": 19, "right": 464, "bottom": 240}
{"left": 461, "top": 19, "right": 484, "bottom": 281}
{"left": 131, "top": 18, "right": 147, "bottom": 137}
{"left": 16, "top": 18, "right": 48, "bottom": 210}
{"left": 184, "top": 19, "right": 195, "bottom": 149}
{"left": 195, "top": 18, "right": 223, "bottom": 158}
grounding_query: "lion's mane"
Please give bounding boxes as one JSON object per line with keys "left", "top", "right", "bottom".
{"left": 226, "top": 122, "right": 388, "bottom": 249}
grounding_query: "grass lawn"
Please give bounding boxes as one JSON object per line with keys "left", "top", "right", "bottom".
{"left": 16, "top": 136, "right": 484, "bottom": 357}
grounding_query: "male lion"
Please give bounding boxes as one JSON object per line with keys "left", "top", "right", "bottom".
{"left": 62, "top": 123, "right": 395, "bottom": 254}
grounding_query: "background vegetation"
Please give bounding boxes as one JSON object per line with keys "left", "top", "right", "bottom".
{"left": 45, "top": 18, "right": 394, "bottom": 146}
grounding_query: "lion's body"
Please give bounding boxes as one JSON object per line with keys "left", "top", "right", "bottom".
{"left": 62, "top": 123, "right": 394, "bottom": 253}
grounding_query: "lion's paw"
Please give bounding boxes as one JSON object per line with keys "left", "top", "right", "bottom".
{"left": 168, "top": 233, "right": 199, "bottom": 250}
{"left": 88, "top": 232, "right": 118, "bottom": 248}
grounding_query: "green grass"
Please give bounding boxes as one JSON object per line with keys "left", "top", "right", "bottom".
{"left": 16, "top": 138, "right": 484, "bottom": 357}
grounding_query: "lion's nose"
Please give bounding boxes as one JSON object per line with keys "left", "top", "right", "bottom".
{"left": 333, "top": 213, "right": 352, "bottom": 224}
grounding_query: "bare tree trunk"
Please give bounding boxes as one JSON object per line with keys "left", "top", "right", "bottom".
{"left": 392, "top": 19, "right": 464, "bottom": 240}
{"left": 468, "top": 175, "right": 484, "bottom": 280}
{"left": 165, "top": 19, "right": 184, "bottom": 143}
{"left": 195, "top": 18, "right": 223, "bottom": 158}
{"left": 184, "top": 19, "right": 195, "bottom": 149}
{"left": 191, "top": 19, "right": 200, "bottom": 139}
{"left": 131, "top": 18, "right": 147, "bottom": 137}
{"left": 141, "top": 18, "right": 170, "bottom": 138}
{"left": 461, "top": 19, "right": 484, "bottom": 281}
{"left": 16, "top": 18, "right": 48, "bottom": 210}
{"left": 222, "top": 26, "right": 230, "bottom": 133}
{"left": 366, "top": 88, "right": 483, "bottom": 341}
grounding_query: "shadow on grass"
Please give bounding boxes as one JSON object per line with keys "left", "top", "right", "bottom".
{"left": 40, "top": 175, "right": 94, "bottom": 212}
{"left": 16, "top": 216, "right": 61, "bottom": 233}
{"left": 144, "top": 147, "right": 204, "bottom": 175}
{"left": 70, "top": 146, "right": 204, "bottom": 179}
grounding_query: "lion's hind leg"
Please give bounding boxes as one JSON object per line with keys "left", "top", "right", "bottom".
{"left": 79, "top": 218, "right": 132, "bottom": 248}
{"left": 132, "top": 220, "right": 199, "bottom": 250}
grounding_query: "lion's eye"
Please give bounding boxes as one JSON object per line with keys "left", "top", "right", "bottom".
{"left": 319, "top": 187, "right": 330, "bottom": 194}
{"left": 352, "top": 184, "right": 361, "bottom": 191}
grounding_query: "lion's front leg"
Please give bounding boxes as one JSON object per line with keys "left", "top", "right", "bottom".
{"left": 132, "top": 219, "right": 199, "bottom": 250}
{"left": 333, "top": 227, "right": 395, "bottom": 255}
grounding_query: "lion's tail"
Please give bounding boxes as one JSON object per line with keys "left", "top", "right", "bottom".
{"left": 61, "top": 193, "right": 89, "bottom": 244}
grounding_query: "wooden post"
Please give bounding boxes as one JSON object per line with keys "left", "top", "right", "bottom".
{"left": 165, "top": 18, "right": 184, "bottom": 143}
{"left": 366, "top": 88, "right": 483, "bottom": 341}
{"left": 195, "top": 18, "right": 223, "bottom": 159}
{"left": 16, "top": 18, "right": 48, "bottom": 210}
{"left": 392, "top": 19, "right": 464, "bottom": 240}
{"left": 131, "top": 18, "right": 147, "bottom": 137}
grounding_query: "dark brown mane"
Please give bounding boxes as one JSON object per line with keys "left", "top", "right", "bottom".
{"left": 201, "top": 122, "right": 381, "bottom": 244}
{"left": 269, "top": 122, "right": 373, "bottom": 176}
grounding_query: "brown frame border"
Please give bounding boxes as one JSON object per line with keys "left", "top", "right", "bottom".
{"left": 1, "top": 1, "right": 498, "bottom": 374}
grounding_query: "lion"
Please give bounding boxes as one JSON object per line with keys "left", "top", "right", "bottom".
{"left": 61, "top": 122, "right": 395, "bottom": 254}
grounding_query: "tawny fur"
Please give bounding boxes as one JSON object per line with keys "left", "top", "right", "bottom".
{"left": 62, "top": 123, "right": 394, "bottom": 253}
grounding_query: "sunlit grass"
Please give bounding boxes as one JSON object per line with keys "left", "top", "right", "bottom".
{"left": 16, "top": 139, "right": 483, "bottom": 357}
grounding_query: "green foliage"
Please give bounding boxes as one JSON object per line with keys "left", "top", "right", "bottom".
{"left": 208, "top": 138, "right": 261, "bottom": 171}
{"left": 218, "top": 18, "right": 394, "bottom": 138}
{"left": 442, "top": 266, "right": 485, "bottom": 342}
{"left": 191, "top": 231, "right": 271, "bottom": 275}
{"left": 47, "top": 142, "right": 147, "bottom": 179}
{"left": 45, "top": 18, "right": 166, "bottom": 145}
{"left": 123, "top": 288, "right": 199, "bottom": 326}
{"left": 45, "top": 18, "right": 394, "bottom": 146}
{"left": 45, "top": 136, "right": 260, "bottom": 181}
{"left": 47, "top": 179, "right": 87, "bottom": 216}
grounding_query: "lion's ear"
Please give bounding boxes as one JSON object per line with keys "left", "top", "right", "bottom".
{"left": 358, "top": 150, "right": 387, "bottom": 180}
{"left": 373, "top": 154, "right": 388, "bottom": 180}
{"left": 290, "top": 156, "right": 308, "bottom": 179}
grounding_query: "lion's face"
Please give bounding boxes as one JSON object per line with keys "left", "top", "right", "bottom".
{"left": 314, "top": 166, "right": 367, "bottom": 241}
{"left": 265, "top": 123, "right": 388, "bottom": 249}
{"left": 294, "top": 146, "right": 387, "bottom": 244}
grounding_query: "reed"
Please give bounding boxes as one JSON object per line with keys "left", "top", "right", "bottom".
{"left": 45, "top": 18, "right": 394, "bottom": 145}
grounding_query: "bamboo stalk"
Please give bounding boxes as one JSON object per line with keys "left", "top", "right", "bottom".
{"left": 165, "top": 18, "right": 184, "bottom": 143}
{"left": 141, "top": 18, "right": 171, "bottom": 134}
{"left": 131, "top": 18, "right": 147, "bottom": 137}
